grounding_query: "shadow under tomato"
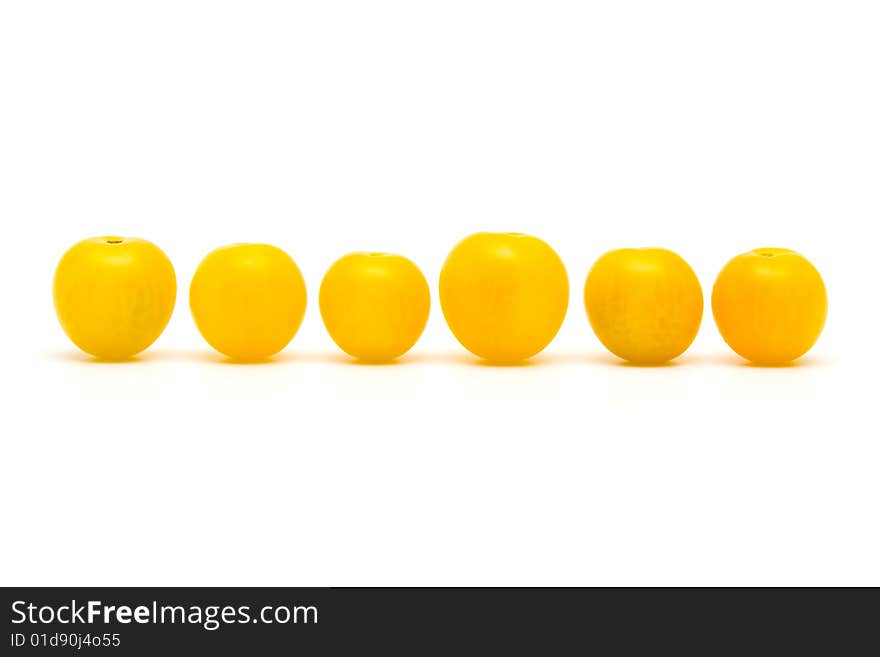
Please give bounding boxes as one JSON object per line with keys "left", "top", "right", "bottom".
{"left": 44, "top": 348, "right": 830, "bottom": 369}
{"left": 473, "top": 359, "right": 536, "bottom": 368}
{"left": 685, "top": 352, "right": 829, "bottom": 368}
{"left": 46, "top": 350, "right": 150, "bottom": 364}
{"left": 613, "top": 359, "right": 680, "bottom": 369}
{"left": 551, "top": 352, "right": 680, "bottom": 368}
{"left": 741, "top": 356, "right": 827, "bottom": 369}
{"left": 305, "top": 351, "right": 540, "bottom": 367}
{"left": 314, "top": 352, "right": 407, "bottom": 366}
{"left": 196, "top": 352, "right": 288, "bottom": 365}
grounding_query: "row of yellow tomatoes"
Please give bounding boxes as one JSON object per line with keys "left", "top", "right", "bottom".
{"left": 53, "top": 233, "right": 827, "bottom": 365}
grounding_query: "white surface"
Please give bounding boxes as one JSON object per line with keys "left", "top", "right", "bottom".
{"left": 1, "top": 1, "right": 878, "bottom": 586}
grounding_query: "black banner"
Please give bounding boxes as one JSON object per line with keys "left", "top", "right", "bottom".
{"left": 1, "top": 587, "right": 874, "bottom": 654}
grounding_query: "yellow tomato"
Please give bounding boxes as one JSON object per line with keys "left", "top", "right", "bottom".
{"left": 319, "top": 252, "right": 430, "bottom": 361}
{"left": 53, "top": 236, "right": 177, "bottom": 360}
{"left": 712, "top": 248, "right": 827, "bottom": 364}
{"left": 439, "top": 232, "right": 569, "bottom": 362}
{"left": 584, "top": 248, "right": 703, "bottom": 364}
{"left": 189, "top": 244, "right": 307, "bottom": 361}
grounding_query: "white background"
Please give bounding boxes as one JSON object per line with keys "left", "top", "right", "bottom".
{"left": 1, "top": 1, "right": 878, "bottom": 586}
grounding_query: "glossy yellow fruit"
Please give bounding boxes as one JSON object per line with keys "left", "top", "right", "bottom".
{"left": 189, "top": 244, "right": 307, "bottom": 361}
{"left": 712, "top": 248, "right": 827, "bottom": 364}
{"left": 439, "top": 232, "right": 569, "bottom": 362}
{"left": 53, "top": 236, "right": 177, "bottom": 360}
{"left": 584, "top": 248, "right": 703, "bottom": 364}
{"left": 319, "top": 252, "right": 430, "bottom": 361}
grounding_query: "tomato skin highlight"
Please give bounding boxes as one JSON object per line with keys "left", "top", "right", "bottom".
{"left": 319, "top": 252, "right": 430, "bottom": 362}
{"left": 712, "top": 248, "right": 827, "bottom": 364}
{"left": 189, "top": 243, "right": 307, "bottom": 362}
{"left": 439, "top": 232, "right": 569, "bottom": 362}
{"left": 53, "top": 236, "right": 177, "bottom": 360}
{"left": 584, "top": 248, "right": 703, "bottom": 364}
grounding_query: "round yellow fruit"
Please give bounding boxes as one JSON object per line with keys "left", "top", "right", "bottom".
{"left": 53, "top": 236, "right": 177, "bottom": 360}
{"left": 189, "top": 244, "right": 307, "bottom": 361}
{"left": 319, "top": 252, "right": 430, "bottom": 361}
{"left": 712, "top": 248, "right": 827, "bottom": 364}
{"left": 439, "top": 232, "right": 569, "bottom": 362}
{"left": 584, "top": 248, "right": 703, "bottom": 364}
